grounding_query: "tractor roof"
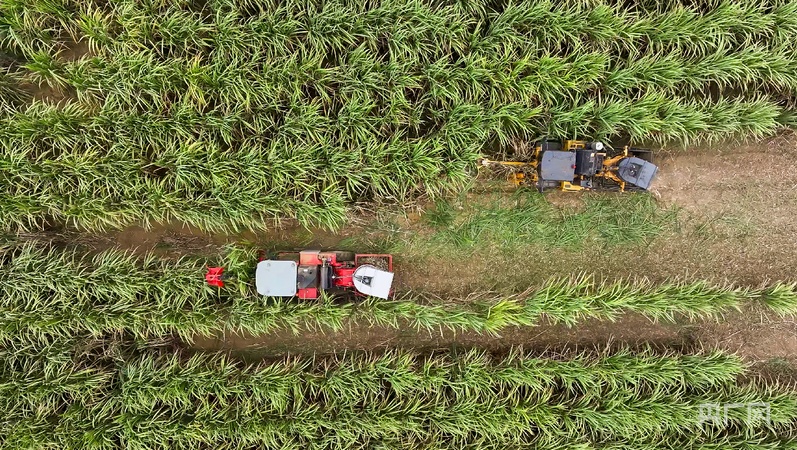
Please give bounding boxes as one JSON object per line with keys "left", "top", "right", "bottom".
{"left": 255, "top": 260, "right": 297, "bottom": 296}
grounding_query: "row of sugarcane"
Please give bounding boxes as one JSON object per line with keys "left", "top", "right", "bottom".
{"left": 5, "top": 4, "right": 797, "bottom": 130}
{"left": 0, "top": 95, "right": 787, "bottom": 233}
{"left": 3, "top": 0, "right": 796, "bottom": 60}
{"left": 2, "top": 242, "right": 796, "bottom": 342}
{"left": 2, "top": 340, "right": 796, "bottom": 449}
{"left": 5, "top": 0, "right": 797, "bottom": 125}
{"left": 1, "top": 0, "right": 797, "bottom": 233}
{"left": 0, "top": 101, "right": 482, "bottom": 232}
{"left": 11, "top": 43, "right": 797, "bottom": 112}
{"left": 7, "top": 51, "right": 796, "bottom": 140}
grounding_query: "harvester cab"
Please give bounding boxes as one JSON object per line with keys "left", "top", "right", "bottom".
{"left": 207, "top": 250, "right": 395, "bottom": 300}
{"left": 481, "top": 139, "right": 659, "bottom": 192}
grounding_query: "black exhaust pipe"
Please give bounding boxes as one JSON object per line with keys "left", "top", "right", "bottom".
{"left": 320, "top": 264, "right": 330, "bottom": 290}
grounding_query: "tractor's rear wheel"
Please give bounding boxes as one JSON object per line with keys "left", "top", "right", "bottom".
{"left": 539, "top": 139, "right": 562, "bottom": 152}
{"left": 335, "top": 251, "right": 355, "bottom": 262}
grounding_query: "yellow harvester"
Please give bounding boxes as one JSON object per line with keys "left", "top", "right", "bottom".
{"left": 481, "top": 139, "right": 658, "bottom": 192}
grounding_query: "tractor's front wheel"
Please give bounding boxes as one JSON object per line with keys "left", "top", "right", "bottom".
{"left": 629, "top": 148, "right": 654, "bottom": 163}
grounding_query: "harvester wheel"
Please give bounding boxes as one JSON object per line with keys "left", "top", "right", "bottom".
{"left": 629, "top": 148, "right": 654, "bottom": 163}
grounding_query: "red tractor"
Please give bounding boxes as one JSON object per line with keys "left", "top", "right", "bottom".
{"left": 206, "top": 250, "right": 394, "bottom": 300}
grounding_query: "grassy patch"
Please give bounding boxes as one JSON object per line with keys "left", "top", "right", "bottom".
{"left": 335, "top": 191, "right": 681, "bottom": 292}
{"left": 430, "top": 192, "right": 675, "bottom": 250}
{"left": 351, "top": 192, "right": 678, "bottom": 256}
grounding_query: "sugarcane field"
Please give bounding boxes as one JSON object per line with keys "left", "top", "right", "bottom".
{"left": 3, "top": 0, "right": 797, "bottom": 448}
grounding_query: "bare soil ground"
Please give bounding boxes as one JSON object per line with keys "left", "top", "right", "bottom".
{"left": 43, "top": 134, "right": 797, "bottom": 367}
{"left": 651, "top": 133, "right": 797, "bottom": 285}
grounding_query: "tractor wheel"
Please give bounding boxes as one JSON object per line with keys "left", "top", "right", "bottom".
{"left": 335, "top": 251, "right": 355, "bottom": 262}
{"left": 539, "top": 139, "right": 562, "bottom": 152}
{"left": 623, "top": 185, "right": 647, "bottom": 193}
{"left": 629, "top": 148, "right": 654, "bottom": 163}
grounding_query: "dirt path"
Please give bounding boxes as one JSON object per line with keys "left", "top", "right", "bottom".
{"left": 190, "top": 305, "right": 797, "bottom": 371}
{"left": 85, "top": 135, "right": 797, "bottom": 288}
{"left": 650, "top": 134, "right": 797, "bottom": 284}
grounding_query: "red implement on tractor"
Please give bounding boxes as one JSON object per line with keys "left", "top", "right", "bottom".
{"left": 206, "top": 250, "right": 394, "bottom": 300}
{"left": 205, "top": 267, "right": 225, "bottom": 288}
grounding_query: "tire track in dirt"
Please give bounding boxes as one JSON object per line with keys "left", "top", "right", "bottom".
{"left": 190, "top": 313, "right": 686, "bottom": 359}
